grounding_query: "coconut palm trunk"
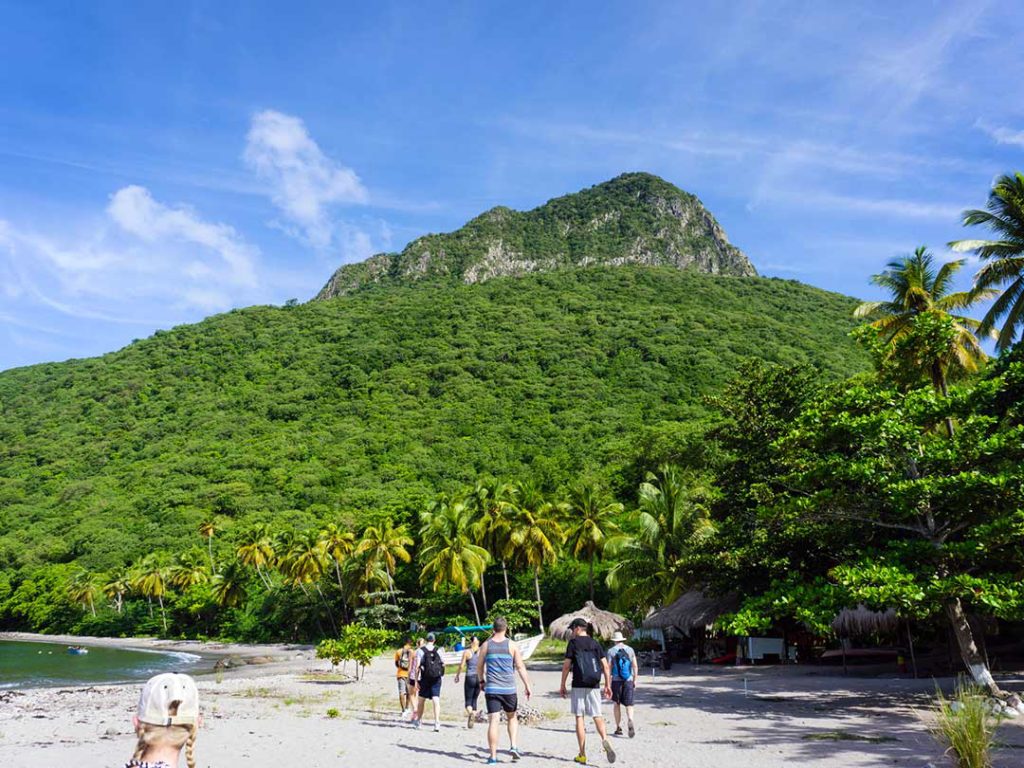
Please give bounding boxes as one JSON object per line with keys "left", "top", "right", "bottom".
{"left": 588, "top": 551, "right": 596, "bottom": 603}
{"left": 315, "top": 583, "right": 338, "bottom": 635}
{"left": 480, "top": 575, "right": 489, "bottom": 613}
{"left": 502, "top": 560, "right": 511, "bottom": 600}
{"left": 533, "top": 566, "right": 544, "bottom": 631}
{"left": 207, "top": 537, "right": 216, "bottom": 574}
{"left": 468, "top": 590, "right": 481, "bottom": 625}
{"left": 157, "top": 595, "right": 167, "bottom": 632}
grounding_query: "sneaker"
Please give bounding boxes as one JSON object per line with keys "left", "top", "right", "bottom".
{"left": 413, "top": 719, "right": 421, "bottom": 729}
{"left": 627, "top": 721, "right": 635, "bottom": 739}
{"left": 613, "top": 727, "right": 623, "bottom": 736}
{"left": 433, "top": 721, "right": 440, "bottom": 732}
{"left": 573, "top": 755, "right": 587, "bottom": 765}
{"left": 468, "top": 710, "right": 475, "bottom": 728}
{"left": 510, "top": 747, "right": 521, "bottom": 762}
{"left": 602, "top": 739, "right": 616, "bottom": 764}
{"left": 487, "top": 759, "right": 499, "bottom": 765}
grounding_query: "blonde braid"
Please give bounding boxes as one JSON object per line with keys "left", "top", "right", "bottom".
{"left": 185, "top": 724, "right": 197, "bottom": 768}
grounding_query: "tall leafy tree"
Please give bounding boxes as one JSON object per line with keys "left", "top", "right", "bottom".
{"left": 510, "top": 481, "right": 564, "bottom": 631}
{"left": 419, "top": 497, "right": 491, "bottom": 623}
{"left": 211, "top": 562, "right": 247, "bottom": 608}
{"left": 355, "top": 519, "right": 412, "bottom": 603}
{"left": 197, "top": 517, "right": 221, "bottom": 574}
{"left": 469, "top": 478, "right": 519, "bottom": 603}
{"left": 280, "top": 529, "right": 337, "bottom": 634}
{"left": 563, "top": 481, "right": 622, "bottom": 602}
{"left": 102, "top": 570, "right": 130, "bottom": 614}
{"left": 133, "top": 557, "right": 171, "bottom": 632}
{"left": 67, "top": 570, "right": 101, "bottom": 617}
{"left": 854, "top": 247, "right": 991, "bottom": 400}
{"left": 950, "top": 171, "right": 1024, "bottom": 351}
{"left": 606, "top": 465, "right": 715, "bottom": 613}
{"left": 236, "top": 523, "right": 276, "bottom": 589}
{"left": 168, "top": 550, "right": 210, "bottom": 590}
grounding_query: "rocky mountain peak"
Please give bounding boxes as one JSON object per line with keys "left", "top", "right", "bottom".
{"left": 315, "top": 173, "right": 756, "bottom": 300}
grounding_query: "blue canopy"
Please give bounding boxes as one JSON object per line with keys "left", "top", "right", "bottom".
{"left": 439, "top": 624, "right": 493, "bottom": 634}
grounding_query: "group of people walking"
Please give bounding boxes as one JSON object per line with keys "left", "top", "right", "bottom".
{"left": 395, "top": 616, "right": 639, "bottom": 765}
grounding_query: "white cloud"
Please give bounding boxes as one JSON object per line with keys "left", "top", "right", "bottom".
{"left": 975, "top": 119, "right": 1024, "bottom": 148}
{"left": 108, "top": 185, "right": 257, "bottom": 286}
{"left": 244, "top": 110, "right": 367, "bottom": 249}
{"left": 0, "top": 186, "right": 265, "bottom": 327}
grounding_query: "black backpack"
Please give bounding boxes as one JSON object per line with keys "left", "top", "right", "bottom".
{"left": 573, "top": 642, "right": 602, "bottom": 687}
{"left": 421, "top": 647, "right": 445, "bottom": 680}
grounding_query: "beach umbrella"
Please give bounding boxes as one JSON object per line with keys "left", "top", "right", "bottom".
{"left": 548, "top": 601, "right": 634, "bottom": 641}
{"left": 641, "top": 590, "right": 739, "bottom": 636}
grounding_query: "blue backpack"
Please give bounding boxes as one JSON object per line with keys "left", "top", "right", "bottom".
{"left": 613, "top": 648, "right": 633, "bottom": 681}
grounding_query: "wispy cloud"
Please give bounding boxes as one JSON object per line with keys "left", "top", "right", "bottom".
{"left": 0, "top": 185, "right": 265, "bottom": 327}
{"left": 975, "top": 119, "right": 1024, "bottom": 148}
{"left": 244, "top": 110, "right": 368, "bottom": 250}
{"left": 785, "top": 190, "right": 964, "bottom": 221}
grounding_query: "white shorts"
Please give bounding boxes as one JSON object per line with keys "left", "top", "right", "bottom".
{"left": 570, "top": 687, "right": 602, "bottom": 718}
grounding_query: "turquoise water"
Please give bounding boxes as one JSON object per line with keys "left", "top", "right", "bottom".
{"left": 0, "top": 640, "right": 201, "bottom": 690}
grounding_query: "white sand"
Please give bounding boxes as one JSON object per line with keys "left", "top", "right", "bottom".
{"left": 3, "top": 633, "right": 1023, "bottom": 768}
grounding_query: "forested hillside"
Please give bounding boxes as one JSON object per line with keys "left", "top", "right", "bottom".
{"left": 0, "top": 267, "right": 866, "bottom": 588}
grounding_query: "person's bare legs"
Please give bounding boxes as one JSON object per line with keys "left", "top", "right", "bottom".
{"left": 575, "top": 715, "right": 587, "bottom": 755}
{"left": 594, "top": 715, "right": 608, "bottom": 741}
{"left": 625, "top": 705, "right": 635, "bottom": 734}
{"left": 431, "top": 696, "right": 441, "bottom": 728}
{"left": 507, "top": 711, "right": 519, "bottom": 751}
{"left": 488, "top": 712, "right": 501, "bottom": 759}
{"left": 613, "top": 701, "right": 622, "bottom": 730}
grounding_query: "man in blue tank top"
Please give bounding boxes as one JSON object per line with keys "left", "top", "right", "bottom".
{"left": 477, "top": 616, "right": 533, "bottom": 765}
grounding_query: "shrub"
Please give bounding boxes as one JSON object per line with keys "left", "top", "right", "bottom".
{"left": 932, "top": 678, "right": 999, "bottom": 768}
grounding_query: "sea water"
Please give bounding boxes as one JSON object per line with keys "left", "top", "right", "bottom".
{"left": 0, "top": 640, "right": 201, "bottom": 690}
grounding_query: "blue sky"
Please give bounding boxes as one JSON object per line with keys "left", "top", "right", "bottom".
{"left": 2, "top": 1, "right": 1023, "bottom": 370}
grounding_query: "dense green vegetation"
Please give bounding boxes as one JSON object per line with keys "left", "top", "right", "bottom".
{"left": 0, "top": 266, "right": 867, "bottom": 638}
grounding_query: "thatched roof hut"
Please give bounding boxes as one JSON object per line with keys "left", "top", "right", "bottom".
{"left": 831, "top": 605, "right": 899, "bottom": 638}
{"left": 549, "top": 601, "right": 634, "bottom": 641}
{"left": 641, "top": 591, "right": 739, "bottom": 635}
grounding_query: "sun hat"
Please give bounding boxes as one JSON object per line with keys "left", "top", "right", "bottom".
{"left": 611, "top": 631, "right": 626, "bottom": 643}
{"left": 137, "top": 673, "right": 200, "bottom": 726}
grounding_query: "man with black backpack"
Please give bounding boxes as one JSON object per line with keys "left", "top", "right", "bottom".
{"left": 559, "top": 618, "right": 615, "bottom": 765}
{"left": 412, "top": 632, "right": 446, "bottom": 731}
{"left": 605, "top": 631, "right": 637, "bottom": 738}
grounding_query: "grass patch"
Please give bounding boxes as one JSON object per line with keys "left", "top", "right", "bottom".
{"left": 803, "top": 731, "right": 898, "bottom": 744}
{"left": 529, "top": 638, "right": 567, "bottom": 663}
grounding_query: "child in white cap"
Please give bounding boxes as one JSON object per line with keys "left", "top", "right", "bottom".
{"left": 127, "top": 673, "right": 201, "bottom": 768}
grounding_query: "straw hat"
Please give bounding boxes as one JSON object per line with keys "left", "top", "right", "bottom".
{"left": 610, "top": 631, "right": 626, "bottom": 643}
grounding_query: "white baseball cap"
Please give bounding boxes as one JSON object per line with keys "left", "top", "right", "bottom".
{"left": 136, "top": 673, "right": 200, "bottom": 726}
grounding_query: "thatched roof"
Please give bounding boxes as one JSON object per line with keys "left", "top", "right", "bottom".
{"left": 641, "top": 590, "right": 739, "bottom": 634}
{"left": 831, "top": 605, "right": 899, "bottom": 638}
{"left": 549, "top": 601, "right": 634, "bottom": 641}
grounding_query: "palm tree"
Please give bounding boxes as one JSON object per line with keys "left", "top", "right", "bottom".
{"left": 606, "top": 465, "right": 716, "bottom": 613}
{"left": 133, "top": 557, "right": 171, "bottom": 632}
{"left": 420, "top": 497, "right": 491, "bottom": 623}
{"left": 355, "top": 519, "right": 412, "bottom": 602}
{"left": 470, "top": 478, "right": 519, "bottom": 602}
{"left": 281, "top": 529, "right": 337, "bottom": 634}
{"left": 102, "top": 570, "right": 130, "bottom": 614}
{"left": 509, "top": 481, "right": 565, "bottom": 631}
{"left": 197, "top": 516, "right": 220, "bottom": 573}
{"left": 321, "top": 523, "right": 356, "bottom": 593}
{"left": 950, "top": 172, "right": 1024, "bottom": 351}
{"left": 211, "top": 562, "right": 247, "bottom": 608}
{"left": 168, "top": 551, "right": 210, "bottom": 590}
{"left": 236, "top": 523, "right": 276, "bottom": 589}
{"left": 67, "top": 570, "right": 100, "bottom": 617}
{"left": 854, "top": 247, "right": 991, "bottom": 434}
{"left": 564, "top": 481, "right": 623, "bottom": 602}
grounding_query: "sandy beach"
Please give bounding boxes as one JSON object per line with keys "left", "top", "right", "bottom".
{"left": 3, "top": 633, "right": 1024, "bottom": 768}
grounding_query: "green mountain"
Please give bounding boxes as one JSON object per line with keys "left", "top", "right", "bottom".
{"left": 316, "top": 172, "right": 756, "bottom": 299}
{"left": 0, "top": 267, "right": 867, "bottom": 585}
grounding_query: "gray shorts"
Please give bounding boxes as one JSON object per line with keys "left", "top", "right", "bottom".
{"left": 397, "top": 677, "right": 409, "bottom": 694}
{"left": 570, "top": 687, "right": 602, "bottom": 718}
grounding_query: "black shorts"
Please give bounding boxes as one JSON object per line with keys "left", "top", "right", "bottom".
{"left": 611, "top": 680, "right": 635, "bottom": 706}
{"left": 485, "top": 693, "right": 518, "bottom": 714}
